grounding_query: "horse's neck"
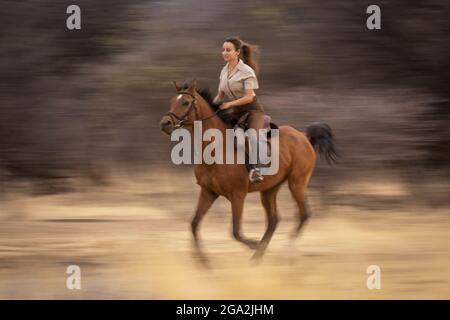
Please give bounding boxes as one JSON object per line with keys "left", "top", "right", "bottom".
{"left": 194, "top": 99, "right": 239, "bottom": 170}
{"left": 194, "top": 100, "right": 229, "bottom": 159}
{"left": 196, "top": 100, "right": 226, "bottom": 134}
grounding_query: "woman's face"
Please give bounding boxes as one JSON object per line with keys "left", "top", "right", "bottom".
{"left": 222, "top": 41, "right": 240, "bottom": 62}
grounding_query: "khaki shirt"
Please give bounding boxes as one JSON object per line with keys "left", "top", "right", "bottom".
{"left": 219, "top": 58, "right": 259, "bottom": 102}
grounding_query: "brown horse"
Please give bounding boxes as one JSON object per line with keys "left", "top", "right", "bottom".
{"left": 160, "top": 80, "right": 338, "bottom": 260}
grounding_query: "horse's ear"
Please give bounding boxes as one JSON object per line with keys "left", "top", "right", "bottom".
{"left": 173, "top": 81, "right": 182, "bottom": 92}
{"left": 187, "top": 79, "right": 197, "bottom": 93}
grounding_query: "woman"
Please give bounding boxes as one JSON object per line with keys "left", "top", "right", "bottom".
{"left": 213, "top": 36, "right": 266, "bottom": 183}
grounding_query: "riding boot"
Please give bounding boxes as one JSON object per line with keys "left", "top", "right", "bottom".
{"left": 249, "top": 162, "right": 264, "bottom": 183}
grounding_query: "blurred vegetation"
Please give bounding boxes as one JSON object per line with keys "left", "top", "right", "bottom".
{"left": 0, "top": 0, "right": 448, "bottom": 202}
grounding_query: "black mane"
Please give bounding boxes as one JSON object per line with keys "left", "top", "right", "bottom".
{"left": 180, "top": 81, "right": 238, "bottom": 124}
{"left": 180, "top": 81, "right": 221, "bottom": 112}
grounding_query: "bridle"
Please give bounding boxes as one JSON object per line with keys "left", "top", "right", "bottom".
{"left": 166, "top": 91, "right": 218, "bottom": 129}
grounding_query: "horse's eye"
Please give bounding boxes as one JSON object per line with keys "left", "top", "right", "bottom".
{"left": 182, "top": 100, "right": 190, "bottom": 107}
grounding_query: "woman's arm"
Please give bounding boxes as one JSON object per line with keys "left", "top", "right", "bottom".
{"left": 213, "top": 90, "right": 225, "bottom": 105}
{"left": 219, "top": 89, "right": 255, "bottom": 109}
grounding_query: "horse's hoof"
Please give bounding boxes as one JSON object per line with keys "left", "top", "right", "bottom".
{"left": 251, "top": 250, "right": 265, "bottom": 262}
{"left": 192, "top": 251, "right": 211, "bottom": 269}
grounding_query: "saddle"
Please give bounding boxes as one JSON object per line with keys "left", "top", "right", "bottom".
{"left": 217, "top": 109, "right": 278, "bottom": 171}
{"left": 235, "top": 112, "right": 278, "bottom": 137}
{"left": 217, "top": 109, "right": 279, "bottom": 137}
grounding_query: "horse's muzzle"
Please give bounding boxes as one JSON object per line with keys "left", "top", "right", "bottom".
{"left": 160, "top": 115, "right": 174, "bottom": 135}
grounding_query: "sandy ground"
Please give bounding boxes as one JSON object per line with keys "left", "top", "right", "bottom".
{"left": 0, "top": 171, "right": 449, "bottom": 299}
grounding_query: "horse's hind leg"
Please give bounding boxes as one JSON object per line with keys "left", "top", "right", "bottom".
{"left": 288, "top": 174, "right": 312, "bottom": 240}
{"left": 252, "top": 184, "right": 281, "bottom": 260}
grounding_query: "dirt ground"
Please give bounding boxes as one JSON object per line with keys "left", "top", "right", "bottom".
{"left": 0, "top": 170, "right": 449, "bottom": 299}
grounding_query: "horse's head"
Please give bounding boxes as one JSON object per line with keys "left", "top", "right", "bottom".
{"left": 160, "top": 80, "right": 198, "bottom": 135}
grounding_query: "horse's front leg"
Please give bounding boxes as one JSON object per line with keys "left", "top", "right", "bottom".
{"left": 191, "top": 187, "right": 218, "bottom": 267}
{"left": 230, "top": 194, "right": 259, "bottom": 250}
{"left": 191, "top": 187, "right": 219, "bottom": 245}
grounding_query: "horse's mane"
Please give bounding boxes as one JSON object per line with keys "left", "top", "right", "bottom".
{"left": 180, "top": 81, "right": 221, "bottom": 112}
{"left": 180, "top": 81, "right": 237, "bottom": 125}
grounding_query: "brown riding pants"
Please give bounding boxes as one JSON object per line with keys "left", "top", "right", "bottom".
{"left": 232, "top": 96, "right": 265, "bottom": 132}
{"left": 232, "top": 97, "right": 267, "bottom": 168}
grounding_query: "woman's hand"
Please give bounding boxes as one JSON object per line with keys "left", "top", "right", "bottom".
{"left": 213, "top": 96, "right": 222, "bottom": 105}
{"left": 213, "top": 90, "right": 225, "bottom": 105}
{"left": 219, "top": 91, "right": 255, "bottom": 110}
{"left": 219, "top": 102, "right": 233, "bottom": 110}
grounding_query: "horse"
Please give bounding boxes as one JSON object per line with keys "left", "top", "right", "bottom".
{"left": 160, "top": 79, "right": 338, "bottom": 260}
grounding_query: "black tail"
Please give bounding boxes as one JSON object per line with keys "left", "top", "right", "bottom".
{"left": 306, "top": 122, "right": 339, "bottom": 165}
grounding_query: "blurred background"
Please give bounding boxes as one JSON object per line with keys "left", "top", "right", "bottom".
{"left": 0, "top": 0, "right": 449, "bottom": 299}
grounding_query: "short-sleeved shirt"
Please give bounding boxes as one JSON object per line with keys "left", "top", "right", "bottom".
{"left": 219, "top": 58, "right": 259, "bottom": 102}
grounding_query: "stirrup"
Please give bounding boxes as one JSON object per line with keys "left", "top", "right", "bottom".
{"left": 249, "top": 168, "right": 264, "bottom": 183}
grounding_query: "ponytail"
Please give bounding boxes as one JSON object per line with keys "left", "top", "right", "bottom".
{"left": 240, "top": 42, "right": 259, "bottom": 75}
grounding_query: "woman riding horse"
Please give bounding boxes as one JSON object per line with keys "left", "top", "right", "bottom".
{"left": 213, "top": 36, "right": 266, "bottom": 183}
{"left": 160, "top": 38, "right": 339, "bottom": 261}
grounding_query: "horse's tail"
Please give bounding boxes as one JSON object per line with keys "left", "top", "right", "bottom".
{"left": 305, "top": 122, "right": 339, "bottom": 165}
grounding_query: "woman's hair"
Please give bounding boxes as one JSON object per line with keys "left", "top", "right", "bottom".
{"left": 224, "top": 36, "right": 259, "bottom": 74}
